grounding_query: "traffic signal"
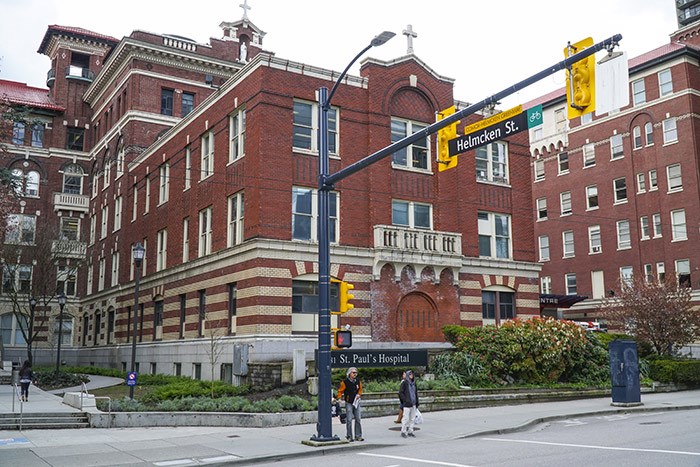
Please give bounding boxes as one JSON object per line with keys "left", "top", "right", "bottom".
{"left": 564, "top": 37, "right": 596, "bottom": 119}
{"left": 339, "top": 280, "right": 355, "bottom": 313}
{"left": 436, "top": 106, "right": 459, "bottom": 172}
{"left": 334, "top": 329, "right": 352, "bottom": 348}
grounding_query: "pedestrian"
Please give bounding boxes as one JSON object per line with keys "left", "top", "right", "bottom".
{"left": 337, "top": 366, "right": 363, "bottom": 441}
{"left": 398, "top": 369, "right": 419, "bottom": 438}
{"left": 19, "top": 360, "right": 33, "bottom": 402}
{"left": 395, "top": 370, "right": 406, "bottom": 423}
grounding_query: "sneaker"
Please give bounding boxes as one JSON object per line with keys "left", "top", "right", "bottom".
{"left": 407, "top": 433, "right": 416, "bottom": 438}
{"left": 355, "top": 437, "right": 364, "bottom": 442}
{"left": 346, "top": 436, "right": 354, "bottom": 442}
{"left": 401, "top": 432, "right": 408, "bottom": 438}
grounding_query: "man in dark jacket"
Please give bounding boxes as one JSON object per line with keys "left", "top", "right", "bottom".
{"left": 337, "top": 366, "right": 363, "bottom": 441}
{"left": 398, "top": 369, "right": 419, "bottom": 438}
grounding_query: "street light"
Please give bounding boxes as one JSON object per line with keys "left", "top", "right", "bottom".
{"left": 55, "top": 293, "right": 67, "bottom": 374}
{"left": 28, "top": 297, "right": 37, "bottom": 363}
{"left": 129, "top": 242, "right": 145, "bottom": 399}
{"left": 312, "top": 30, "right": 395, "bottom": 443}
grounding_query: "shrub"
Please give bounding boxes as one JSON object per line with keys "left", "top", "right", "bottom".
{"left": 442, "top": 325, "right": 469, "bottom": 345}
{"left": 432, "top": 352, "right": 487, "bottom": 386}
{"left": 648, "top": 359, "right": 700, "bottom": 386}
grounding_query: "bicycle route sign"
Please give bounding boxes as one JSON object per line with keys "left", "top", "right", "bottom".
{"left": 448, "top": 104, "right": 543, "bottom": 157}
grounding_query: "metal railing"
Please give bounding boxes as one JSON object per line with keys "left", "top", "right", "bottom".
{"left": 80, "top": 382, "right": 111, "bottom": 428}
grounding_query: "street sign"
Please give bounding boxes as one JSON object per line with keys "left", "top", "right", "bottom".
{"left": 126, "top": 371, "right": 137, "bottom": 387}
{"left": 448, "top": 105, "right": 528, "bottom": 156}
{"left": 326, "top": 349, "right": 429, "bottom": 368}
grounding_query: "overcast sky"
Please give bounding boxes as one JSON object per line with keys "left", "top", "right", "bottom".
{"left": 0, "top": 0, "right": 679, "bottom": 109}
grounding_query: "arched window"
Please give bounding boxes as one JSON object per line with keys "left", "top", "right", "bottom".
{"left": 482, "top": 285, "right": 516, "bottom": 325}
{"left": 26, "top": 171, "right": 40, "bottom": 197}
{"left": 62, "top": 164, "right": 84, "bottom": 194}
{"left": 0, "top": 313, "right": 28, "bottom": 346}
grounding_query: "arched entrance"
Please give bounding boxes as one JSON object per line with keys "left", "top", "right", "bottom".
{"left": 395, "top": 292, "right": 441, "bottom": 341}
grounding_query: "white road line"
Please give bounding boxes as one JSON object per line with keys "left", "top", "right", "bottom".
{"left": 153, "top": 460, "right": 195, "bottom": 466}
{"left": 359, "top": 452, "right": 476, "bottom": 466}
{"left": 482, "top": 438, "right": 700, "bottom": 456}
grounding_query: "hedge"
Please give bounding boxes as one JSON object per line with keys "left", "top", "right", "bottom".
{"left": 648, "top": 359, "right": 700, "bottom": 386}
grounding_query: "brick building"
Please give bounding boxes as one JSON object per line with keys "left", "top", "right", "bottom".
{"left": 529, "top": 23, "right": 700, "bottom": 322}
{"left": 1, "top": 8, "right": 540, "bottom": 379}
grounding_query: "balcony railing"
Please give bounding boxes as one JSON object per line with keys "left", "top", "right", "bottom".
{"left": 65, "top": 66, "right": 95, "bottom": 82}
{"left": 374, "top": 225, "right": 462, "bottom": 255}
{"left": 52, "top": 239, "right": 87, "bottom": 259}
{"left": 53, "top": 192, "right": 90, "bottom": 213}
{"left": 46, "top": 68, "right": 56, "bottom": 87}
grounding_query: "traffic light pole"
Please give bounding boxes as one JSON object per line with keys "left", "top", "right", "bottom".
{"left": 313, "top": 33, "right": 621, "bottom": 442}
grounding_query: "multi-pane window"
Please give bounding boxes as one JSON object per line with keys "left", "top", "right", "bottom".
{"left": 159, "top": 163, "right": 170, "bottom": 204}
{"left": 111, "top": 252, "right": 119, "bottom": 287}
{"left": 5, "top": 214, "right": 37, "bottom": 244}
{"left": 586, "top": 185, "right": 598, "bottom": 209}
{"left": 12, "top": 122, "right": 25, "bottom": 145}
{"left": 671, "top": 209, "right": 687, "bottom": 241}
{"left": 157, "top": 229, "right": 167, "bottom": 271}
{"left": 0, "top": 313, "right": 28, "bottom": 346}
{"left": 59, "top": 217, "right": 80, "bottom": 242}
{"left": 198, "top": 290, "right": 206, "bottom": 337}
{"left": 558, "top": 152, "right": 569, "bottom": 174}
{"left": 560, "top": 191, "right": 572, "bottom": 216}
{"left": 200, "top": 131, "right": 214, "bottom": 179}
{"left": 613, "top": 178, "right": 627, "bottom": 203}
{"left": 610, "top": 134, "right": 623, "bottom": 159}
{"left": 228, "top": 283, "right": 237, "bottom": 334}
{"left": 116, "top": 146, "right": 125, "bottom": 178}
{"left": 391, "top": 118, "right": 429, "bottom": 170}
{"left": 66, "top": 127, "right": 85, "bottom": 151}
{"left": 478, "top": 212, "right": 511, "bottom": 259}
{"left": 640, "top": 216, "right": 650, "bottom": 239}
{"left": 536, "top": 198, "right": 547, "bottom": 220}
{"left": 649, "top": 169, "right": 658, "bottom": 190}
{"left": 182, "top": 92, "right": 195, "bottom": 117}
{"left": 676, "top": 259, "right": 691, "bottom": 287}
{"left": 652, "top": 213, "right": 662, "bottom": 238}
{"left": 538, "top": 235, "right": 549, "bottom": 261}
{"left": 481, "top": 290, "right": 515, "bottom": 321}
{"left": 182, "top": 218, "right": 189, "bottom": 262}
{"left": 534, "top": 159, "right": 544, "bottom": 181}
{"left": 555, "top": 108, "right": 566, "bottom": 131}
{"left": 580, "top": 113, "right": 592, "bottom": 125}
{"left": 11, "top": 169, "right": 40, "bottom": 197}
{"left": 198, "top": 207, "right": 213, "bottom": 257}
{"left": 662, "top": 117, "right": 677, "bottom": 144}
{"left": 658, "top": 69, "right": 673, "bottom": 96}
{"left": 620, "top": 266, "right": 633, "bottom": 289}
{"left": 89, "top": 215, "right": 96, "bottom": 244}
{"left": 229, "top": 109, "right": 246, "bottom": 162}
{"left": 588, "top": 225, "right": 601, "bottom": 254}
{"left": 144, "top": 176, "right": 150, "bottom": 214}
{"left": 392, "top": 200, "right": 432, "bottom": 230}
{"left": 2, "top": 264, "right": 32, "bottom": 294}
{"left": 161, "top": 89, "right": 174, "bottom": 116}
{"left": 666, "top": 164, "right": 682, "bottom": 191}
{"left": 632, "top": 126, "right": 642, "bottom": 149}
{"left": 540, "top": 276, "right": 552, "bottom": 294}
{"left": 179, "top": 294, "right": 187, "bottom": 339}
{"left": 292, "top": 100, "right": 337, "bottom": 153}
{"left": 636, "top": 173, "right": 646, "bottom": 193}
{"left": 98, "top": 257, "right": 105, "bottom": 291}
{"left": 644, "top": 263, "right": 654, "bottom": 283}
{"left": 100, "top": 205, "right": 109, "bottom": 239}
{"left": 476, "top": 142, "right": 508, "bottom": 183}
{"left": 632, "top": 79, "right": 646, "bottom": 105}
{"left": 657, "top": 262, "right": 666, "bottom": 282}
{"left": 102, "top": 160, "right": 111, "bottom": 189}
{"left": 562, "top": 230, "right": 574, "bottom": 258}
{"left": 645, "top": 122, "right": 654, "bottom": 145}
{"left": 56, "top": 265, "right": 77, "bottom": 296}
{"left": 227, "top": 192, "right": 245, "bottom": 247}
{"left": 565, "top": 273, "right": 577, "bottom": 295}
{"left": 583, "top": 144, "right": 595, "bottom": 167}
{"left": 292, "top": 187, "right": 338, "bottom": 242}
{"left": 184, "top": 146, "right": 191, "bottom": 190}
{"left": 62, "top": 164, "right": 83, "bottom": 194}
{"left": 31, "top": 124, "right": 44, "bottom": 147}
{"left": 113, "top": 196, "right": 122, "bottom": 232}
{"left": 131, "top": 186, "right": 138, "bottom": 221}
{"left": 616, "top": 220, "right": 631, "bottom": 249}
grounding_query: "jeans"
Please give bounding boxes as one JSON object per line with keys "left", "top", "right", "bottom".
{"left": 345, "top": 402, "right": 362, "bottom": 439}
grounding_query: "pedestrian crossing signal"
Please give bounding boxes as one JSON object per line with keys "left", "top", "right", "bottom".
{"left": 335, "top": 330, "right": 352, "bottom": 348}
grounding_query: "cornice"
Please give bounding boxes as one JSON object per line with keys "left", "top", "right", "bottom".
{"left": 44, "top": 36, "right": 112, "bottom": 60}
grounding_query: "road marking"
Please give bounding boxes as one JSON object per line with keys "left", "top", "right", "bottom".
{"left": 0, "top": 438, "right": 30, "bottom": 446}
{"left": 359, "top": 452, "right": 476, "bottom": 466}
{"left": 482, "top": 438, "right": 700, "bottom": 456}
{"left": 153, "top": 460, "right": 195, "bottom": 466}
{"left": 201, "top": 455, "right": 241, "bottom": 463}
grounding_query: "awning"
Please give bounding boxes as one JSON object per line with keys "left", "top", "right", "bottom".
{"left": 540, "top": 294, "right": 588, "bottom": 310}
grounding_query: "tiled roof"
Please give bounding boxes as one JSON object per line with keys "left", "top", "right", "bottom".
{"left": 38, "top": 25, "right": 119, "bottom": 54}
{"left": 0, "top": 79, "right": 64, "bottom": 112}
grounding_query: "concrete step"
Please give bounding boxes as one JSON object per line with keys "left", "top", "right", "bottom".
{"left": 0, "top": 412, "right": 89, "bottom": 430}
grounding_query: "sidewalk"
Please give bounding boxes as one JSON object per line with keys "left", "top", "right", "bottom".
{"left": 1, "top": 382, "right": 699, "bottom": 467}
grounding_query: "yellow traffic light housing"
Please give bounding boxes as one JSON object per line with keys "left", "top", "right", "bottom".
{"left": 437, "top": 106, "right": 459, "bottom": 172}
{"left": 331, "top": 279, "right": 355, "bottom": 314}
{"left": 564, "top": 37, "right": 596, "bottom": 119}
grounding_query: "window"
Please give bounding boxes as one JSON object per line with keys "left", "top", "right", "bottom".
{"left": 31, "top": 124, "right": 44, "bottom": 147}
{"left": 588, "top": 225, "right": 601, "bottom": 254}
{"left": 536, "top": 198, "right": 548, "bottom": 220}
{"left": 478, "top": 212, "right": 511, "bottom": 259}
{"left": 159, "top": 163, "right": 170, "bottom": 204}
{"left": 616, "top": 220, "right": 631, "bottom": 249}
{"left": 636, "top": 173, "right": 646, "bottom": 193}
{"left": 56, "top": 265, "right": 77, "bottom": 296}
{"left": 481, "top": 290, "right": 515, "bottom": 321}
{"left": 182, "top": 92, "right": 195, "bottom": 117}
{"left": 228, "top": 283, "right": 237, "bottom": 334}
{"left": 200, "top": 131, "right": 214, "bottom": 179}
{"left": 184, "top": 146, "right": 191, "bottom": 190}
{"left": 161, "top": 89, "right": 174, "bottom": 116}
{"left": 116, "top": 146, "right": 125, "bottom": 179}
{"left": 66, "top": 127, "right": 85, "bottom": 151}
{"left": 229, "top": 109, "right": 246, "bottom": 162}
{"left": 174, "top": 362, "right": 182, "bottom": 376}
{"left": 644, "top": 264, "right": 654, "bottom": 283}
{"left": 558, "top": 152, "right": 569, "bottom": 174}
{"left": 62, "top": 164, "right": 84, "bottom": 194}
{"left": 182, "top": 218, "right": 189, "bottom": 262}
{"left": 666, "top": 164, "right": 682, "bottom": 191}
{"left": 11, "top": 169, "right": 40, "bottom": 197}
{"left": 179, "top": 294, "right": 187, "bottom": 339}
{"left": 640, "top": 216, "right": 650, "bottom": 239}
{"left": 662, "top": 117, "right": 677, "bottom": 144}
{"left": 92, "top": 172, "right": 98, "bottom": 198}
{"left": 675, "top": 259, "right": 691, "bottom": 287}
{"left": 111, "top": 252, "right": 119, "bottom": 287}
{"left": 198, "top": 290, "right": 206, "bottom": 337}
{"left": 103, "top": 159, "right": 111, "bottom": 189}
{"left": 476, "top": 142, "right": 508, "bottom": 183}
{"left": 12, "top": 122, "right": 25, "bottom": 145}
{"left": 585, "top": 185, "right": 598, "bottom": 210}
{"left": 560, "top": 191, "right": 572, "bottom": 216}
{"left": 5, "top": 214, "right": 36, "bottom": 244}
{"left": 292, "top": 187, "right": 338, "bottom": 242}
{"left": 227, "top": 192, "right": 245, "bottom": 247}
{"left": 671, "top": 209, "right": 687, "bottom": 241}
{"left": 649, "top": 169, "right": 658, "bottom": 190}
{"left": 198, "top": 207, "right": 213, "bottom": 256}
{"left": 653, "top": 213, "right": 662, "bottom": 238}
{"left": 562, "top": 230, "right": 574, "bottom": 258}
{"left": 583, "top": 144, "right": 595, "bottom": 167}
{"left": 60, "top": 217, "right": 80, "bottom": 241}
{"left": 292, "top": 280, "right": 339, "bottom": 314}
{"left": 658, "top": 69, "right": 673, "bottom": 96}
{"left": 154, "top": 300, "right": 163, "bottom": 340}
{"left": 645, "top": 122, "right": 654, "bottom": 145}
{"left": 657, "top": 262, "right": 666, "bottom": 283}
{"left": 292, "top": 100, "right": 337, "bottom": 154}
{"left": 98, "top": 257, "right": 105, "bottom": 291}
{"left": 1, "top": 313, "right": 28, "bottom": 346}
{"left": 145, "top": 177, "right": 151, "bottom": 214}
{"left": 632, "top": 79, "right": 646, "bottom": 105}
{"left": 540, "top": 276, "right": 552, "bottom": 294}
{"left": 113, "top": 196, "right": 122, "bottom": 232}
{"left": 157, "top": 229, "right": 167, "bottom": 271}
{"left": 55, "top": 314, "right": 73, "bottom": 346}
{"left": 632, "top": 126, "right": 642, "bottom": 149}
{"left": 87, "top": 264, "right": 93, "bottom": 295}
{"left": 391, "top": 118, "right": 429, "bottom": 170}
{"left": 89, "top": 215, "right": 96, "bottom": 245}
{"left": 565, "top": 273, "right": 577, "bottom": 295}
{"left": 580, "top": 113, "right": 592, "bottom": 125}
{"left": 610, "top": 134, "right": 623, "bottom": 159}
{"left": 534, "top": 159, "right": 544, "bottom": 181}
{"left": 613, "top": 178, "right": 627, "bottom": 203}
{"left": 131, "top": 186, "right": 138, "bottom": 221}
{"left": 392, "top": 200, "right": 432, "bottom": 230}
{"left": 2, "top": 264, "right": 32, "bottom": 294}
{"left": 193, "top": 363, "right": 202, "bottom": 380}
{"left": 100, "top": 205, "right": 109, "bottom": 239}
{"left": 555, "top": 108, "right": 566, "bottom": 131}
{"left": 620, "top": 266, "right": 633, "bottom": 289}
{"left": 538, "top": 235, "right": 549, "bottom": 261}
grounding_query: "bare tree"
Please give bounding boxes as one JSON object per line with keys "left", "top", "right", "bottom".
{"left": 600, "top": 275, "right": 699, "bottom": 356}
{"left": 205, "top": 320, "right": 226, "bottom": 397}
